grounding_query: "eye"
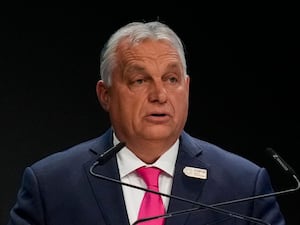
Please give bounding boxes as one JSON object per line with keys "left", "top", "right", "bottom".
{"left": 168, "top": 76, "right": 178, "bottom": 83}
{"left": 134, "top": 79, "right": 145, "bottom": 85}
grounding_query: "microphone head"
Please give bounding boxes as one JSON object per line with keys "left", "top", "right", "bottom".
{"left": 266, "top": 147, "right": 297, "bottom": 176}
{"left": 96, "top": 142, "right": 126, "bottom": 165}
{"left": 265, "top": 147, "right": 277, "bottom": 157}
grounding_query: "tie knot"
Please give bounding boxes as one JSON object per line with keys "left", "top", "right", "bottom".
{"left": 136, "top": 166, "right": 161, "bottom": 188}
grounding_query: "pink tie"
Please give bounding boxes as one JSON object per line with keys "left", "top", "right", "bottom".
{"left": 136, "top": 166, "right": 165, "bottom": 225}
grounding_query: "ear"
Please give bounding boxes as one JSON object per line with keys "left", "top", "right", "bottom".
{"left": 96, "top": 80, "right": 110, "bottom": 111}
{"left": 185, "top": 74, "right": 190, "bottom": 89}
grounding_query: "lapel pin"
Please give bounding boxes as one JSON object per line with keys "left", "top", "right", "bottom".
{"left": 183, "top": 166, "right": 207, "bottom": 179}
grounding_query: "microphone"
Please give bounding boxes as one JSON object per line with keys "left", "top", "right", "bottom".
{"left": 93, "top": 142, "right": 126, "bottom": 165}
{"left": 133, "top": 147, "right": 300, "bottom": 224}
{"left": 266, "top": 147, "right": 297, "bottom": 175}
{"left": 88, "top": 143, "right": 293, "bottom": 225}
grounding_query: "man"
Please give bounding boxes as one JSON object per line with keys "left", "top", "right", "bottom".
{"left": 7, "top": 21, "right": 286, "bottom": 225}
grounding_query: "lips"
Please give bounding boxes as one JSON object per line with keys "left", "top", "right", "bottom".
{"left": 148, "top": 110, "right": 170, "bottom": 117}
{"left": 145, "top": 112, "right": 171, "bottom": 123}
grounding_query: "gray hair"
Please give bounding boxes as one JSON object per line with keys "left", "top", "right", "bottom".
{"left": 100, "top": 21, "right": 187, "bottom": 86}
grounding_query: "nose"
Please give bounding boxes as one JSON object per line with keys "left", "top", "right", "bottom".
{"left": 148, "top": 81, "right": 167, "bottom": 103}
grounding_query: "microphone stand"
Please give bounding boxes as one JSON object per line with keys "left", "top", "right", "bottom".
{"left": 89, "top": 144, "right": 298, "bottom": 225}
{"left": 132, "top": 148, "right": 300, "bottom": 224}
{"left": 133, "top": 174, "right": 300, "bottom": 224}
{"left": 90, "top": 163, "right": 270, "bottom": 225}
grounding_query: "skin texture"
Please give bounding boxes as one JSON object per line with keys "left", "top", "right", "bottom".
{"left": 96, "top": 39, "right": 190, "bottom": 163}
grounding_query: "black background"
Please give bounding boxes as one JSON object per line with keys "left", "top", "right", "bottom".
{"left": 1, "top": 8, "right": 299, "bottom": 225}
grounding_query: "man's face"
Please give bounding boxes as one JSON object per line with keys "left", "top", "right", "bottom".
{"left": 98, "top": 39, "right": 190, "bottom": 145}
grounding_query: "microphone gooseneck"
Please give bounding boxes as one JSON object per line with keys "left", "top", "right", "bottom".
{"left": 89, "top": 143, "right": 284, "bottom": 225}
{"left": 132, "top": 147, "right": 300, "bottom": 224}
{"left": 212, "top": 148, "right": 300, "bottom": 206}
{"left": 90, "top": 162, "right": 270, "bottom": 225}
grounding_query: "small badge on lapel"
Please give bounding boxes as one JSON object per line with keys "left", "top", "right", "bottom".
{"left": 183, "top": 166, "right": 207, "bottom": 179}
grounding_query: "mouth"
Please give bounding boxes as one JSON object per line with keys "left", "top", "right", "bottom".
{"left": 151, "top": 113, "right": 167, "bottom": 117}
{"left": 146, "top": 113, "right": 170, "bottom": 123}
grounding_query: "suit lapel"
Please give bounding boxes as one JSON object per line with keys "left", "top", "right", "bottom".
{"left": 83, "top": 129, "right": 130, "bottom": 225}
{"left": 84, "top": 156, "right": 130, "bottom": 225}
{"left": 166, "top": 133, "right": 210, "bottom": 225}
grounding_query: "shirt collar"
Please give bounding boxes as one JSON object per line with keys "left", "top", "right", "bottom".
{"left": 114, "top": 133, "right": 179, "bottom": 178}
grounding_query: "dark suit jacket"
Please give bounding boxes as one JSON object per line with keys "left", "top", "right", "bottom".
{"left": 7, "top": 128, "right": 285, "bottom": 225}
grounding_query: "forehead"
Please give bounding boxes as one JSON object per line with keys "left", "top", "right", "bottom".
{"left": 117, "top": 38, "right": 180, "bottom": 61}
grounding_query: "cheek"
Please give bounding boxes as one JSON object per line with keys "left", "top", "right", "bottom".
{"left": 172, "top": 92, "right": 189, "bottom": 112}
{"left": 110, "top": 91, "right": 141, "bottom": 115}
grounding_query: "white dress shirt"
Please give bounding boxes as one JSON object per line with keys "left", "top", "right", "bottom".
{"left": 114, "top": 135, "right": 179, "bottom": 225}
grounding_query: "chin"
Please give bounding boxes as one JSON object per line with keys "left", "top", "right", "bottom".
{"left": 142, "top": 128, "right": 175, "bottom": 141}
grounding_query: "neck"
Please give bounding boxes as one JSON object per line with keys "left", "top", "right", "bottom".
{"left": 126, "top": 138, "right": 177, "bottom": 164}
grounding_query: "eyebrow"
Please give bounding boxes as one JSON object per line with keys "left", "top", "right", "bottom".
{"left": 166, "top": 62, "right": 181, "bottom": 71}
{"left": 126, "top": 64, "right": 145, "bottom": 74}
{"left": 126, "top": 62, "right": 181, "bottom": 74}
